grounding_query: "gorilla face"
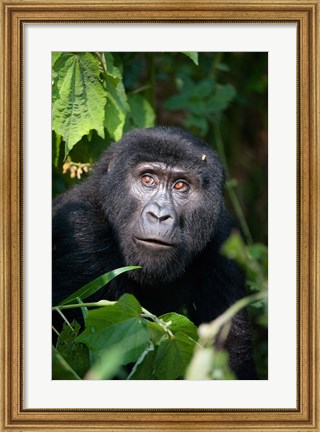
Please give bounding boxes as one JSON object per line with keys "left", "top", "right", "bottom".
{"left": 130, "top": 162, "right": 201, "bottom": 245}
{"left": 121, "top": 161, "right": 201, "bottom": 284}
{"left": 94, "top": 127, "right": 225, "bottom": 286}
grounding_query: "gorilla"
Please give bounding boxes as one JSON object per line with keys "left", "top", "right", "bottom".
{"left": 52, "top": 126, "right": 256, "bottom": 379}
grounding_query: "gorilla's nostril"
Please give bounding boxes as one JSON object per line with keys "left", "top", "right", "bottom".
{"left": 147, "top": 211, "right": 159, "bottom": 221}
{"left": 147, "top": 211, "right": 173, "bottom": 223}
{"left": 159, "top": 214, "right": 172, "bottom": 222}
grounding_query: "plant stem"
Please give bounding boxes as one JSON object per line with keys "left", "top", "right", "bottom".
{"left": 213, "top": 122, "right": 253, "bottom": 244}
{"left": 199, "top": 290, "right": 267, "bottom": 346}
{"left": 52, "top": 325, "right": 60, "bottom": 337}
{"left": 226, "top": 181, "right": 253, "bottom": 244}
{"left": 95, "top": 52, "right": 107, "bottom": 74}
{"left": 141, "top": 307, "right": 174, "bottom": 338}
{"left": 56, "top": 308, "right": 73, "bottom": 330}
{"left": 52, "top": 300, "right": 115, "bottom": 311}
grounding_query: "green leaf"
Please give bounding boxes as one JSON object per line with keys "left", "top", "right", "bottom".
{"left": 80, "top": 318, "right": 149, "bottom": 366}
{"left": 206, "top": 84, "right": 236, "bottom": 114}
{"left": 193, "top": 79, "right": 215, "bottom": 99}
{"left": 84, "top": 294, "right": 142, "bottom": 327}
{"left": 56, "top": 321, "right": 90, "bottom": 378}
{"left": 58, "top": 266, "right": 141, "bottom": 306}
{"left": 125, "top": 93, "right": 155, "bottom": 130}
{"left": 220, "top": 231, "right": 248, "bottom": 268}
{"left": 154, "top": 331, "right": 196, "bottom": 380}
{"left": 165, "top": 93, "right": 189, "bottom": 110}
{"left": 247, "top": 243, "right": 268, "bottom": 270}
{"left": 52, "top": 52, "right": 63, "bottom": 68}
{"left": 221, "top": 232, "right": 266, "bottom": 284}
{"left": 182, "top": 52, "right": 199, "bottom": 65}
{"left": 77, "top": 294, "right": 150, "bottom": 365}
{"left": 165, "top": 77, "right": 235, "bottom": 137}
{"left": 52, "top": 133, "right": 62, "bottom": 168}
{"left": 103, "top": 53, "right": 129, "bottom": 141}
{"left": 127, "top": 343, "right": 156, "bottom": 380}
{"left": 159, "top": 312, "right": 198, "bottom": 340}
{"left": 52, "top": 346, "right": 81, "bottom": 380}
{"left": 52, "top": 52, "right": 106, "bottom": 156}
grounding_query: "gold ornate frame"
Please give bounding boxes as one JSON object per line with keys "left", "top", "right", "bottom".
{"left": 1, "top": 1, "right": 319, "bottom": 431}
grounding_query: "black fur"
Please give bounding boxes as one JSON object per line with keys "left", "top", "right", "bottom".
{"left": 52, "top": 126, "right": 256, "bottom": 379}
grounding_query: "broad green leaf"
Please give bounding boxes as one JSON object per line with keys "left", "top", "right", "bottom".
{"left": 52, "top": 52, "right": 106, "bottom": 156}
{"left": 52, "top": 133, "right": 62, "bottom": 168}
{"left": 206, "top": 83, "right": 236, "bottom": 114}
{"left": 192, "top": 79, "right": 215, "bottom": 99}
{"left": 188, "top": 100, "right": 208, "bottom": 116}
{"left": 103, "top": 53, "right": 122, "bottom": 79}
{"left": 82, "top": 294, "right": 142, "bottom": 328}
{"left": 77, "top": 294, "right": 150, "bottom": 365}
{"left": 154, "top": 331, "right": 196, "bottom": 380}
{"left": 247, "top": 243, "right": 268, "bottom": 270}
{"left": 56, "top": 321, "right": 90, "bottom": 378}
{"left": 220, "top": 231, "right": 247, "bottom": 268}
{"left": 78, "top": 317, "right": 149, "bottom": 366}
{"left": 128, "top": 345, "right": 157, "bottom": 380}
{"left": 103, "top": 53, "right": 129, "bottom": 141}
{"left": 52, "top": 346, "right": 81, "bottom": 380}
{"left": 58, "top": 266, "right": 141, "bottom": 306}
{"left": 221, "top": 232, "right": 264, "bottom": 283}
{"left": 159, "top": 313, "right": 198, "bottom": 341}
{"left": 52, "top": 52, "right": 63, "bottom": 68}
{"left": 165, "top": 93, "right": 189, "bottom": 110}
{"left": 165, "top": 77, "right": 235, "bottom": 138}
{"left": 182, "top": 52, "right": 199, "bottom": 65}
{"left": 125, "top": 93, "right": 155, "bottom": 130}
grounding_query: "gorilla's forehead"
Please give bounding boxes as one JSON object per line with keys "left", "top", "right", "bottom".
{"left": 127, "top": 150, "right": 208, "bottom": 173}
{"left": 114, "top": 127, "right": 216, "bottom": 173}
{"left": 132, "top": 161, "right": 201, "bottom": 180}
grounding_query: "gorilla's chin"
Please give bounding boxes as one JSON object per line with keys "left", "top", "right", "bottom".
{"left": 123, "top": 240, "right": 189, "bottom": 286}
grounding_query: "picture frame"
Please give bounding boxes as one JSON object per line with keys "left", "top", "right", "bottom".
{"left": 0, "top": 0, "right": 319, "bottom": 431}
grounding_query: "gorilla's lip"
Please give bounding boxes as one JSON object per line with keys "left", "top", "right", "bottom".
{"left": 134, "top": 237, "right": 175, "bottom": 249}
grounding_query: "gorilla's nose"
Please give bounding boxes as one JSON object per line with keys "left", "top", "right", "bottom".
{"left": 144, "top": 202, "right": 176, "bottom": 225}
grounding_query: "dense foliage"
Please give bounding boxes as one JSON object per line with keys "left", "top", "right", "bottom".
{"left": 52, "top": 52, "right": 268, "bottom": 380}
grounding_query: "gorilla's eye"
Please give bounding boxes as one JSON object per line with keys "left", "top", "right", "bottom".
{"left": 141, "top": 174, "right": 156, "bottom": 187}
{"left": 173, "top": 180, "right": 189, "bottom": 192}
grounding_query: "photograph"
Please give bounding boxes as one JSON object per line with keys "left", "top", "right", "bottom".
{"left": 1, "top": 1, "right": 319, "bottom": 430}
{"left": 51, "top": 52, "right": 268, "bottom": 381}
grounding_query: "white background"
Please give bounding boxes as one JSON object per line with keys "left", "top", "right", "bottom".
{"left": 24, "top": 24, "right": 297, "bottom": 409}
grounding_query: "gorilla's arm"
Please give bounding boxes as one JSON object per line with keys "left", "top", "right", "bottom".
{"left": 52, "top": 184, "right": 121, "bottom": 307}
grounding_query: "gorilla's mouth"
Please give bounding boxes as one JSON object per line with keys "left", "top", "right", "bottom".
{"left": 134, "top": 237, "right": 175, "bottom": 249}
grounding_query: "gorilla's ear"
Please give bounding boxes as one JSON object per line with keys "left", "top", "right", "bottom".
{"left": 93, "top": 145, "right": 117, "bottom": 175}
